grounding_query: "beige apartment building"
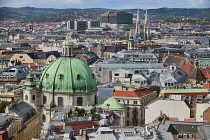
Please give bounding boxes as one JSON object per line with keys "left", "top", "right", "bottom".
{"left": 9, "top": 51, "right": 60, "bottom": 64}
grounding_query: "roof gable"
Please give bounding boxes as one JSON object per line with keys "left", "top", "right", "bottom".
{"left": 189, "top": 67, "right": 206, "bottom": 80}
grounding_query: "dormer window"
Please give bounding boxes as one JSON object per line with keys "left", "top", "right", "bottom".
{"left": 77, "top": 74, "right": 81, "bottom": 80}
{"left": 59, "top": 74, "right": 64, "bottom": 80}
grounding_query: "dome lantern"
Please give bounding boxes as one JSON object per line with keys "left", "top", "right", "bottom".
{"left": 24, "top": 72, "right": 36, "bottom": 90}
{"left": 61, "top": 35, "right": 75, "bottom": 57}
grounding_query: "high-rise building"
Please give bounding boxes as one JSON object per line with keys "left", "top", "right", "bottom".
{"left": 87, "top": 20, "right": 101, "bottom": 28}
{"left": 101, "top": 11, "right": 133, "bottom": 24}
{"left": 67, "top": 20, "right": 75, "bottom": 30}
{"left": 74, "top": 20, "right": 87, "bottom": 31}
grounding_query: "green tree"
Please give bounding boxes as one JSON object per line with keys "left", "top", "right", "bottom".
{"left": 90, "top": 107, "right": 100, "bottom": 119}
{"left": 68, "top": 109, "right": 73, "bottom": 117}
{"left": 0, "top": 101, "right": 10, "bottom": 113}
{"left": 124, "top": 28, "right": 130, "bottom": 31}
{"left": 90, "top": 107, "right": 97, "bottom": 114}
{"left": 75, "top": 107, "right": 85, "bottom": 116}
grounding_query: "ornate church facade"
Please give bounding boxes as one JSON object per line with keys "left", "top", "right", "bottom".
{"left": 23, "top": 36, "right": 97, "bottom": 123}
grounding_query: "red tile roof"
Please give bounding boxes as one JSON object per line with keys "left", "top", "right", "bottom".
{"left": 159, "top": 54, "right": 186, "bottom": 58}
{"left": 0, "top": 131, "right": 9, "bottom": 140}
{"left": 201, "top": 68, "right": 210, "bottom": 79}
{"left": 201, "top": 67, "right": 210, "bottom": 72}
{"left": 169, "top": 118, "right": 178, "bottom": 121}
{"left": 66, "top": 121, "right": 99, "bottom": 130}
{"left": 182, "top": 63, "right": 194, "bottom": 76}
{"left": 204, "top": 74, "right": 210, "bottom": 79}
{"left": 203, "top": 82, "right": 210, "bottom": 88}
{"left": 113, "top": 88, "right": 154, "bottom": 97}
{"left": 51, "top": 121, "right": 99, "bottom": 130}
{"left": 184, "top": 118, "right": 195, "bottom": 122}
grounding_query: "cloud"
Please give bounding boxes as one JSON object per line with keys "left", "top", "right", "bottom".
{"left": 0, "top": 0, "right": 210, "bottom": 9}
{"left": 191, "top": 0, "right": 210, "bottom": 7}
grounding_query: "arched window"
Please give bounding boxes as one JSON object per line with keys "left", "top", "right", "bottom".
{"left": 43, "top": 96, "right": 47, "bottom": 104}
{"left": 95, "top": 95, "right": 97, "bottom": 105}
{"left": 58, "top": 97, "right": 63, "bottom": 106}
{"left": 77, "top": 97, "right": 83, "bottom": 106}
{"left": 25, "top": 95, "right": 28, "bottom": 100}
{"left": 42, "top": 114, "right": 46, "bottom": 122}
{"left": 127, "top": 120, "right": 129, "bottom": 126}
{"left": 32, "top": 95, "right": 35, "bottom": 100}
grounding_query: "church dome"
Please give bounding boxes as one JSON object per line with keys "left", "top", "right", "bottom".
{"left": 39, "top": 37, "right": 97, "bottom": 94}
{"left": 62, "top": 39, "right": 75, "bottom": 46}
{"left": 39, "top": 57, "right": 97, "bottom": 93}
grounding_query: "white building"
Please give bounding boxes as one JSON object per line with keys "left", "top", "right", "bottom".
{"left": 145, "top": 95, "right": 190, "bottom": 124}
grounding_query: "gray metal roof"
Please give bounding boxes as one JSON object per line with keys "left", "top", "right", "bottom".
{"left": 93, "top": 63, "right": 164, "bottom": 70}
{"left": 156, "top": 120, "right": 210, "bottom": 139}
{"left": 0, "top": 65, "right": 30, "bottom": 79}
{"left": 10, "top": 102, "right": 33, "bottom": 117}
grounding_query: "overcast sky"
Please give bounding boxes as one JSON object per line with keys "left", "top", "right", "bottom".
{"left": 1, "top": 0, "right": 210, "bottom": 9}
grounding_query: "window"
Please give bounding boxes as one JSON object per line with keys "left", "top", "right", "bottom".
{"left": 76, "top": 74, "right": 80, "bottom": 80}
{"left": 58, "top": 97, "right": 63, "bottom": 106}
{"left": 177, "top": 71, "right": 183, "bottom": 76}
{"left": 127, "top": 120, "right": 129, "bottom": 126}
{"left": 59, "top": 74, "right": 64, "bottom": 80}
{"left": 32, "top": 95, "right": 35, "bottom": 100}
{"left": 43, "top": 96, "right": 47, "bottom": 104}
{"left": 42, "top": 114, "right": 46, "bottom": 122}
{"left": 99, "top": 67, "right": 102, "bottom": 71}
{"left": 127, "top": 112, "right": 129, "bottom": 117}
{"left": 133, "top": 101, "right": 137, "bottom": 104}
{"left": 77, "top": 97, "right": 83, "bottom": 106}
{"left": 114, "top": 73, "right": 119, "bottom": 76}
{"left": 25, "top": 95, "right": 28, "bottom": 100}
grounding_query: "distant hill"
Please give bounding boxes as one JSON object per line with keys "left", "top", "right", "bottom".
{"left": 0, "top": 7, "right": 210, "bottom": 22}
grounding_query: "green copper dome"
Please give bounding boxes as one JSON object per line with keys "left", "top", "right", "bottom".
{"left": 95, "top": 97, "right": 124, "bottom": 110}
{"left": 24, "top": 73, "right": 36, "bottom": 90}
{"left": 39, "top": 57, "right": 97, "bottom": 93}
{"left": 62, "top": 39, "right": 74, "bottom": 46}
